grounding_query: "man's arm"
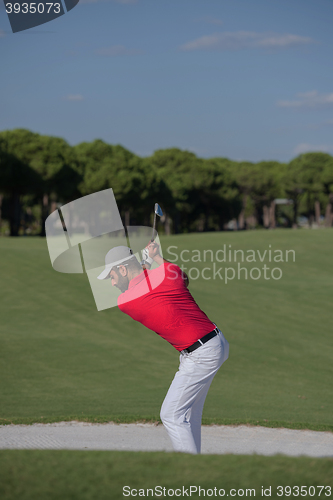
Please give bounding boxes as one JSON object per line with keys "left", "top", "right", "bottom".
{"left": 147, "top": 242, "right": 189, "bottom": 287}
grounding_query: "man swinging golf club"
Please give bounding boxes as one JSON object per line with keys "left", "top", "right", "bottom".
{"left": 97, "top": 205, "right": 229, "bottom": 454}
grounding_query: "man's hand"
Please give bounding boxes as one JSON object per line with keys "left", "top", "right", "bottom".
{"left": 145, "top": 241, "right": 189, "bottom": 286}
{"left": 147, "top": 241, "right": 161, "bottom": 260}
{"left": 141, "top": 247, "right": 154, "bottom": 268}
{"left": 140, "top": 242, "right": 162, "bottom": 269}
{"left": 146, "top": 241, "right": 165, "bottom": 266}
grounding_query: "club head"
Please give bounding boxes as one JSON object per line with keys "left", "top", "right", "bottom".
{"left": 154, "top": 203, "right": 163, "bottom": 218}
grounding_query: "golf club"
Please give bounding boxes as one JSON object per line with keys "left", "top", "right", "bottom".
{"left": 151, "top": 203, "right": 163, "bottom": 242}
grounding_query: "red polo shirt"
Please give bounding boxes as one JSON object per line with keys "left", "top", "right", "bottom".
{"left": 117, "top": 262, "right": 215, "bottom": 351}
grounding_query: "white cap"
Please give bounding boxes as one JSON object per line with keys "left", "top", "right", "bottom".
{"left": 97, "top": 246, "right": 134, "bottom": 280}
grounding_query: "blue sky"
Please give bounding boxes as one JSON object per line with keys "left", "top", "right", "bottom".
{"left": 1, "top": 0, "right": 333, "bottom": 162}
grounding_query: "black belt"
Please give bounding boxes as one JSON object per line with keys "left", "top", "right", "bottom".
{"left": 181, "top": 328, "right": 219, "bottom": 354}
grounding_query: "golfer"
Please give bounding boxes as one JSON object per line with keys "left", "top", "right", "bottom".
{"left": 98, "top": 242, "right": 229, "bottom": 454}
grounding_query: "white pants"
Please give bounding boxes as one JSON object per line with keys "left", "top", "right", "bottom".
{"left": 160, "top": 329, "right": 229, "bottom": 454}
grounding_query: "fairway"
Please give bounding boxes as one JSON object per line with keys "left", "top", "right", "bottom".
{"left": 0, "top": 450, "right": 332, "bottom": 500}
{"left": 0, "top": 229, "right": 332, "bottom": 429}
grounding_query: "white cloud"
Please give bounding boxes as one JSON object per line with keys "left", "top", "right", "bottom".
{"left": 64, "top": 95, "right": 84, "bottom": 101}
{"left": 95, "top": 45, "right": 142, "bottom": 56}
{"left": 179, "top": 31, "right": 316, "bottom": 52}
{"left": 293, "top": 143, "right": 333, "bottom": 155}
{"left": 277, "top": 90, "right": 333, "bottom": 108}
{"left": 255, "top": 34, "right": 314, "bottom": 48}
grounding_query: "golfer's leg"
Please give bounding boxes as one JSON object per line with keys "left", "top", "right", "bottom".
{"left": 189, "top": 375, "right": 215, "bottom": 453}
{"left": 160, "top": 354, "right": 220, "bottom": 454}
{"left": 160, "top": 368, "right": 198, "bottom": 454}
{"left": 186, "top": 332, "right": 230, "bottom": 452}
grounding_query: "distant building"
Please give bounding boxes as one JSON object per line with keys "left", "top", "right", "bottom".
{"left": 275, "top": 199, "right": 293, "bottom": 205}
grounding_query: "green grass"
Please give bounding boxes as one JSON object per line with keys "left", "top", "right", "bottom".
{"left": 0, "top": 229, "right": 332, "bottom": 429}
{"left": 0, "top": 450, "right": 332, "bottom": 500}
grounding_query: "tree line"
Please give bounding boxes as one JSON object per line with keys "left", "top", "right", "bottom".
{"left": 1, "top": 128, "right": 333, "bottom": 236}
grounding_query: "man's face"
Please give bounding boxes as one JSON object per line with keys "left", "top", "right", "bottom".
{"left": 109, "top": 266, "right": 129, "bottom": 293}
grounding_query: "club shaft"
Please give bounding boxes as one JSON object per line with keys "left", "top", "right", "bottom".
{"left": 151, "top": 213, "right": 157, "bottom": 241}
